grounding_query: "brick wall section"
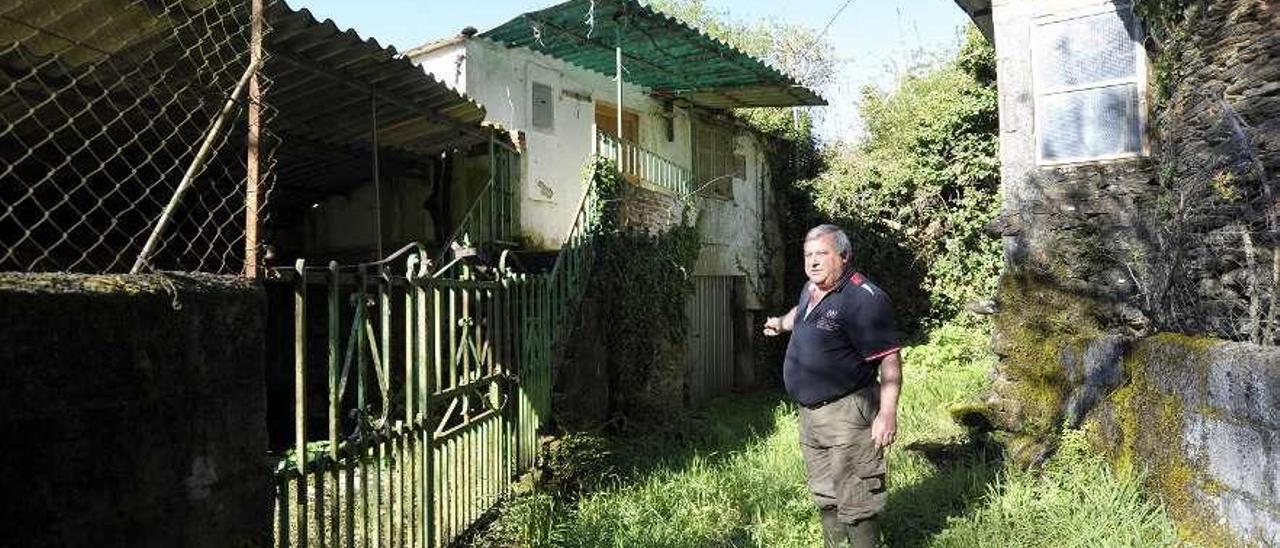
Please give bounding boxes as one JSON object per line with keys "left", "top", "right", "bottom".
{"left": 0, "top": 273, "right": 269, "bottom": 547}
{"left": 618, "top": 182, "right": 685, "bottom": 232}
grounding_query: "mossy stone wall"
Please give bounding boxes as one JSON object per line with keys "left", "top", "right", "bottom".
{"left": 0, "top": 273, "right": 269, "bottom": 547}
{"left": 983, "top": 1, "right": 1280, "bottom": 543}
{"left": 1087, "top": 335, "right": 1280, "bottom": 546}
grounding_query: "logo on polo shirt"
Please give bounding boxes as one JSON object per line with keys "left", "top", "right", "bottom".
{"left": 816, "top": 308, "right": 840, "bottom": 332}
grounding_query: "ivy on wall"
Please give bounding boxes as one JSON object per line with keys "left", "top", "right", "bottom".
{"left": 582, "top": 158, "right": 701, "bottom": 416}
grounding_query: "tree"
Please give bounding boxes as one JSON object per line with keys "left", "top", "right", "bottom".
{"left": 804, "top": 27, "right": 1001, "bottom": 326}
{"left": 645, "top": 0, "right": 837, "bottom": 140}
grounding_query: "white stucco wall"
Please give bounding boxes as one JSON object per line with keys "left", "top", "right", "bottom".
{"left": 412, "top": 38, "right": 694, "bottom": 249}
{"left": 693, "top": 130, "right": 771, "bottom": 309}
{"left": 411, "top": 38, "right": 776, "bottom": 308}
{"left": 414, "top": 42, "right": 468, "bottom": 93}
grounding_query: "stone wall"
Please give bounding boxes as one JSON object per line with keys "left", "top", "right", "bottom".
{"left": 980, "top": 0, "right": 1280, "bottom": 544}
{"left": 1068, "top": 335, "right": 1280, "bottom": 545}
{"left": 991, "top": 0, "right": 1280, "bottom": 342}
{"left": 0, "top": 273, "right": 269, "bottom": 547}
{"left": 617, "top": 182, "right": 686, "bottom": 232}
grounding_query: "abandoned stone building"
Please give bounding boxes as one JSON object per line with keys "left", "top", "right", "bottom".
{"left": 955, "top": 0, "right": 1280, "bottom": 543}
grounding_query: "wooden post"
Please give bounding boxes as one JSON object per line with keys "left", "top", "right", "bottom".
{"left": 293, "top": 259, "right": 308, "bottom": 546}
{"left": 244, "top": 0, "right": 264, "bottom": 278}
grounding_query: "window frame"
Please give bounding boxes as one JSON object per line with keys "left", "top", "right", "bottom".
{"left": 692, "top": 119, "right": 736, "bottom": 201}
{"left": 1031, "top": 3, "right": 1150, "bottom": 166}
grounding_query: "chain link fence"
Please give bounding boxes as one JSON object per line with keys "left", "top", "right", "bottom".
{"left": 1, "top": 0, "right": 275, "bottom": 274}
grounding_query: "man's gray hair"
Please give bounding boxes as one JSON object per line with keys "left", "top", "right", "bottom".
{"left": 805, "top": 224, "right": 852, "bottom": 260}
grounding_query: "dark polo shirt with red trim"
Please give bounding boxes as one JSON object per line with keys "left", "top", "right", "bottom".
{"left": 782, "top": 271, "right": 901, "bottom": 407}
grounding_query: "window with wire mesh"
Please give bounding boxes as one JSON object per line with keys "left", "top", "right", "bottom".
{"left": 1032, "top": 5, "right": 1146, "bottom": 165}
{"left": 0, "top": 0, "right": 274, "bottom": 274}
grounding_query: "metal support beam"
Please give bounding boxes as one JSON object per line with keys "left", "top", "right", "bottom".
{"left": 131, "top": 54, "right": 262, "bottom": 273}
{"left": 616, "top": 27, "right": 623, "bottom": 142}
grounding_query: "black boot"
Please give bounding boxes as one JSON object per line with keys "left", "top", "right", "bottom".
{"left": 845, "top": 515, "right": 881, "bottom": 548}
{"left": 819, "top": 507, "right": 849, "bottom": 548}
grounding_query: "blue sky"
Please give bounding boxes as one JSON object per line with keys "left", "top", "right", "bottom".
{"left": 290, "top": 0, "right": 973, "bottom": 142}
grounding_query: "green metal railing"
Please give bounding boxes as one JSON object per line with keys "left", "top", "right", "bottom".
{"left": 435, "top": 136, "right": 520, "bottom": 272}
{"left": 271, "top": 161, "right": 606, "bottom": 547}
{"left": 595, "top": 129, "right": 692, "bottom": 196}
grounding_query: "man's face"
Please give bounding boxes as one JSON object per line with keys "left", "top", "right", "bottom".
{"left": 803, "top": 233, "right": 847, "bottom": 289}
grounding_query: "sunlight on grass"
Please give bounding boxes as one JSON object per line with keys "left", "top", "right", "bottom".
{"left": 489, "top": 326, "right": 1186, "bottom": 547}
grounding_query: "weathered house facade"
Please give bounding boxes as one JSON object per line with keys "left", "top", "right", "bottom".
{"left": 409, "top": 0, "right": 824, "bottom": 402}
{"left": 1, "top": 0, "right": 822, "bottom": 545}
{"left": 957, "top": 0, "right": 1280, "bottom": 543}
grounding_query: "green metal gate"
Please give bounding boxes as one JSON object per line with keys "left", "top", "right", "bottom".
{"left": 271, "top": 163, "right": 600, "bottom": 547}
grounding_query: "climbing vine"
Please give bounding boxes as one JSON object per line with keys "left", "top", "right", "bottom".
{"left": 1133, "top": 0, "right": 1200, "bottom": 106}
{"left": 583, "top": 158, "right": 701, "bottom": 416}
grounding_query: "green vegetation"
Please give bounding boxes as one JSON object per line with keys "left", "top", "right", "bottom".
{"left": 802, "top": 27, "right": 1001, "bottom": 328}
{"left": 930, "top": 429, "right": 1181, "bottom": 548}
{"left": 477, "top": 324, "right": 1185, "bottom": 547}
{"left": 576, "top": 158, "right": 701, "bottom": 420}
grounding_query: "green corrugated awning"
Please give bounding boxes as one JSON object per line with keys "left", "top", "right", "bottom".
{"left": 480, "top": 0, "right": 826, "bottom": 109}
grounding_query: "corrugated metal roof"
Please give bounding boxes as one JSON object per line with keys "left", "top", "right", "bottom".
{"left": 263, "top": 0, "right": 492, "bottom": 212}
{"left": 267, "top": 1, "right": 486, "bottom": 153}
{"left": 480, "top": 0, "right": 826, "bottom": 109}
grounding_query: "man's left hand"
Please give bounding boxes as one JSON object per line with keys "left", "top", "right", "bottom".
{"left": 871, "top": 411, "right": 897, "bottom": 450}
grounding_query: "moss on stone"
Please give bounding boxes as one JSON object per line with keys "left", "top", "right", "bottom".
{"left": 1100, "top": 335, "right": 1240, "bottom": 548}
{"left": 990, "top": 270, "right": 1106, "bottom": 452}
{"left": 947, "top": 401, "right": 998, "bottom": 432}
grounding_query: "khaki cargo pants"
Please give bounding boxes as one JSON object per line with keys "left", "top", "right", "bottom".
{"left": 797, "top": 383, "right": 887, "bottom": 523}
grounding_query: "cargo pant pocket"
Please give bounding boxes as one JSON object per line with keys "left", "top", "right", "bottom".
{"left": 836, "top": 434, "right": 887, "bottom": 522}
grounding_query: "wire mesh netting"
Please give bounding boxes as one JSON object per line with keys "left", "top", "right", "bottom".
{"left": 0, "top": 0, "right": 275, "bottom": 273}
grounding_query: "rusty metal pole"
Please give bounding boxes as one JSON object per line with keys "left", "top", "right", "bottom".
{"left": 244, "top": 0, "right": 264, "bottom": 278}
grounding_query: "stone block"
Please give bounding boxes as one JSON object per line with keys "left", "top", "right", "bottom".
{"left": 1202, "top": 415, "right": 1268, "bottom": 500}
{"left": 1207, "top": 490, "right": 1280, "bottom": 547}
{"left": 1139, "top": 337, "right": 1210, "bottom": 408}
{"left": 1206, "top": 343, "right": 1280, "bottom": 429}
{"left": 1270, "top": 428, "right": 1280, "bottom": 514}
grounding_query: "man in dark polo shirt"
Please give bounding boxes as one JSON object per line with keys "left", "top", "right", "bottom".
{"left": 763, "top": 224, "right": 902, "bottom": 548}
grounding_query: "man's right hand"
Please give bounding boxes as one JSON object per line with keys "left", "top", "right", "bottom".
{"left": 762, "top": 316, "right": 784, "bottom": 336}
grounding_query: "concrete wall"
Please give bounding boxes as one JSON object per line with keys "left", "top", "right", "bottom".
{"left": 1069, "top": 335, "right": 1280, "bottom": 545}
{"left": 0, "top": 273, "right": 269, "bottom": 547}
{"left": 693, "top": 129, "right": 773, "bottom": 310}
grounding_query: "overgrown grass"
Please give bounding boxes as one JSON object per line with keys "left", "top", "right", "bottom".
{"left": 483, "top": 324, "right": 1185, "bottom": 547}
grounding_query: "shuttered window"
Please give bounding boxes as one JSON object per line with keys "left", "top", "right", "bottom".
{"left": 1033, "top": 6, "right": 1146, "bottom": 164}
{"left": 694, "top": 121, "right": 734, "bottom": 199}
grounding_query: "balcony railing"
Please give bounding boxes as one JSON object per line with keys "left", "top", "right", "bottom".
{"left": 595, "top": 129, "right": 692, "bottom": 196}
